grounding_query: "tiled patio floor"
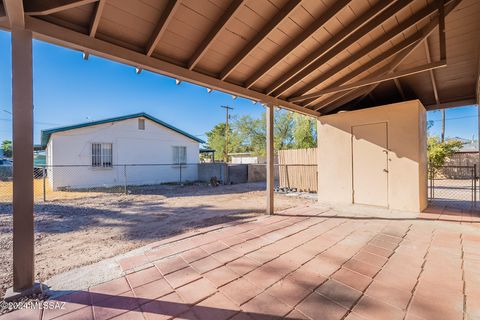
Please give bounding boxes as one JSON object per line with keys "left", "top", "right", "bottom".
{"left": 2, "top": 205, "right": 480, "bottom": 320}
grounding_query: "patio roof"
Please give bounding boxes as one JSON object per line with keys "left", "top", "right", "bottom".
{"left": 1, "top": 0, "right": 479, "bottom": 116}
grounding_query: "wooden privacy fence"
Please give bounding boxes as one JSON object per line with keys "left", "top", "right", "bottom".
{"left": 278, "top": 148, "right": 317, "bottom": 192}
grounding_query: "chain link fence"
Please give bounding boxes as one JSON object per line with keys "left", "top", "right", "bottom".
{"left": 0, "top": 163, "right": 318, "bottom": 203}
{"left": 428, "top": 165, "right": 477, "bottom": 208}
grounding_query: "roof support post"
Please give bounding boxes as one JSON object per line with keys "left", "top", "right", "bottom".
{"left": 11, "top": 25, "right": 34, "bottom": 293}
{"left": 266, "top": 103, "right": 274, "bottom": 215}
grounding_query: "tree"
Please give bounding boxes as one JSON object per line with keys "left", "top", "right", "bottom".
{"left": 205, "top": 123, "right": 244, "bottom": 162}
{"left": 1, "top": 140, "right": 12, "bottom": 158}
{"left": 427, "top": 136, "right": 463, "bottom": 172}
{"left": 292, "top": 114, "right": 317, "bottom": 149}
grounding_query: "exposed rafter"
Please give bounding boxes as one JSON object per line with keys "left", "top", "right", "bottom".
{"left": 23, "top": 16, "right": 320, "bottom": 117}
{"left": 266, "top": 0, "right": 407, "bottom": 96}
{"left": 24, "top": 0, "right": 98, "bottom": 16}
{"left": 188, "top": 0, "right": 244, "bottom": 70}
{"left": 3, "top": 0, "right": 25, "bottom": 27}
{"left": 219, "top": 0, "right": 301, "bottom": 80}
{"left": 83, "top": 0, "right": 105, "bottom": 60}
{"left": 393, "top": 79, "right": 406, "bottom": 100}
{"left": 243, "top": 0, "right": 352, "bottom": 89}
{"left": 424, "top": 39, "right": 440, "bottom": 105}
{"left": 302, "top": 35, "right": 420, "bottom": 108}
{"left": 291, "top": 61, "right": 446, "bottom": 102}
{"left": 317, "top": 0, "right": 461, "bottom": 114}
{"left": 145, "top": 0, "right": 181, "bottom": 57}
{"left": 279, "top": 0, "right": 443, "bottom": 99}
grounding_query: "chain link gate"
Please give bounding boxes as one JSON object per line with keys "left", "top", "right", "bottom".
{"left": 428, "top": 164, "right": 477, "bottom": 208}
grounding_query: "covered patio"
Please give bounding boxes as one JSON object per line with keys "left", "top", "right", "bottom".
{"left": 1, "top": 0, "right": 480, "bottom": 318}
{"left": 2, "top": 205, "right": 480, "bottom": 319}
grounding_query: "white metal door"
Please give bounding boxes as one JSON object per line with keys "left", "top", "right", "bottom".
{"left": 352, "top": 122, "right": 388, "bottom": 207}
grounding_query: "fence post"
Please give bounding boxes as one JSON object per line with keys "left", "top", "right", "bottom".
{"left": 179, "top": 164, "right": 182, "bottom": 185}
{"left": 42, "top": 166, "right": 46, "bottom": 202}
{"left": 123, "top": 165, "right": 127, "bottom": 195}
{"left": 474, "top": 164, "right": 477, "bottom": 206}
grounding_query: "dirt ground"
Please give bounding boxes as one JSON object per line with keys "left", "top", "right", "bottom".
{"left": 0, "top": 182, "right": 314, "bottom": 298}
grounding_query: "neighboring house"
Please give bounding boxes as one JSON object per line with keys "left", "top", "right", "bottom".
{"left": 41, "top": 113, "right": 204, "bottom": 190}
{"left": 229, "top": 152, "right": 265, "bottom": 164}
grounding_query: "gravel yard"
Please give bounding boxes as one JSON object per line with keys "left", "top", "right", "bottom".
{"left": 0, "top": 182, "right": 314, "bottom": 298}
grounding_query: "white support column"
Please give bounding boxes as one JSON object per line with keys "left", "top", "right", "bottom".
{"left": 266, "top": 104, "right": 274, "bottom": 215}
{"left": 11, "top": 26, "right": 34, "bottom": 292}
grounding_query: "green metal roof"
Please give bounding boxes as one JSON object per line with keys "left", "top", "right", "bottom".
{"left": 41, "top": 112, "right": 205, "bottom": 147}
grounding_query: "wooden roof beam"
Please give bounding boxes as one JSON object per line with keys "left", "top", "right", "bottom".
{"left": 3, "top": 0, "right": 24, "bottom": 27}
{"left": 219, "top": 0, "right": 302, "bottom": 80}
{"left": 317, "top": 0, "right": 462, "bottom": 114}
{"left": 299, "top": 33, "right": 421, "bottom": 107}
{"left": 278, "top": 0, "right": 444, "bottom": 99}
{"left": 243, "top": 0, "right": 353, "bottom": 89}
{"left": 393, "top": 79, "right": 406, "bottom": 100}
{"left": 145, "top": 0, "right": 181, "bottom": 57}
{"left": 292, "top": 60, "right": 446, "bottom": 102}
{"left": 424, "top": 39, "right": 440, "bottom": 105}
{"left": 24, "top": 0, "right": 98, "bottom": 16}
{"left": 23, "top": 16, "right": 320, "bottom": 118}
{"left": 83, "top": 0, "right": 105, "bottom": 60}
{"left": 188, "top": 0, "right": 244, "bottom": 70}
{"left": 266, "top": 0, "right": 407, "bottom": 96}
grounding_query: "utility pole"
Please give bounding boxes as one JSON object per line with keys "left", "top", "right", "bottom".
{"left": 441, "top": 109, "right": 445, "bottom": 142}
{"left": 221, "top": 105, "right": 234, "bottom": 162}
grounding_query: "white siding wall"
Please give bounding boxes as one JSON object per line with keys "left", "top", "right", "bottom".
{"left": 46, "top": 117, "right": 199, "bottom": 189}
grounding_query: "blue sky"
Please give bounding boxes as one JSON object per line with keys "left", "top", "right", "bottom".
{"left": 0, "top": 29, "right": 477, "bottom": 144}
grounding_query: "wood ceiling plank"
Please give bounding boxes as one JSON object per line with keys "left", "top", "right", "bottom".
{"left": 145, "top": 0, "right": 181, "bottom": 57}
{"left": 219, "top": 0, "right": 302, "bottom": 80}
{"left": 267, "top": 0, "right": 406, "bottom": 97}
{"left": 243, "top": 0, "right": 352, "bottom": 89}
{"left": 187, "top": 0, "right": 244, "bottom": 70}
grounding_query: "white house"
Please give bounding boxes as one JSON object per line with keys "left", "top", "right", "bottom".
{"left": 41, "top": 113, "right": 204, "bottom": 190}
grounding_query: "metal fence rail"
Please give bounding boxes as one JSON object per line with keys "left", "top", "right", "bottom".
{"left": 0, "top": 163, "right": 317, "bottom": 203}
{"left": 428, "top": 164, "right": 477, "bottom": 208}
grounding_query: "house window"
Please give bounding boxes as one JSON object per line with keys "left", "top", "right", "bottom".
{"left": 138, "top": 118, "right": 145, "bottom": 130}
{"left": 172, "top": 146, "right": 187, "bottom": 164}
{"left": 92, "top": 143, "right": 113, "bottom": 167}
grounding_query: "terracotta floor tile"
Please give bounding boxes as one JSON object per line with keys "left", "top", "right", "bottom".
{"left": 90, "top": 277, "right": 131, "bottom": 304}
{"left": 201, "top": 241, "right": 230, "bottom": 254}
{"left": 93, "top": 291, "right": 139, "bottom": 320}
{"left": 296, "top": 292, "right": 349, "bottom": 320}
{"left": 154, "top": 255, "right": 189, "bottom": 276}
{"left": 360, "top": 245, "right": 393, "bottom": 258}
{"left": 180, "top": 247, "right": 210, "bottom": 263}
{"left": 190, "top": 256, "right": 224, "bottom": 274}
{"left": 332, "top": 267, "right": 372, "bottom": 292}
{"left": 119, "top": 254, "right": 150, "bottom": 271}
{"left": 141, "top": 292, "right": 189, "bottom": 320}
{"left": 164, "top": 266, "right": 202, "bottom": 289}
{"left": 241, "top": 292, "right": 291, "bottom": 320}
{"left": 226, "top": 256, "right": 261, "bottom": 276}
{"left": 243, "top": 265, "right": 285, "bottom": 290}
{"left": 43, "top": 291, "right": 91, "bottom": 320}
{"left": 353, "top": 250, "right": 388, "bottom": 268}
{"left": 265, "top": 275, "right": 312, "bottom": 308}
{"left": 352, "top": 295, "right": 404, "bottom": 320}
{"left": 211, "top": 248, "right": 244, "bottom": 264}
{"left": 365, "top": 280, "right": 412, "bottom": 310}
{"left": 315, "top": 279, "right": 362, "bottom": 310}
{"left": 132, "top": 278, "right": 173, "bottom": 302}
{"left": 343, "top": 259, "right": 380, "bottom": 278}
{"left": 110, "top": 308, "right": 144, "bottom": 320}
{"left": 285, "top": 309, "right": 310, "bottom": 319}
{"left": 54, "top": 306, "right": 93, "bottom": 320}
{"left": 204, "top": 266, "right": 240, "bottom": 288}
{"left": 219, "top": 277, "right": 263, "bottom": 306}
{"left": 176, "top": 277, "right": 217, "bottom": 304}
{"left": 192, "top": 292, "right": 240, "bottom": 320}
{"left": 126, "top": 266, "right": 164, "bottom": 288}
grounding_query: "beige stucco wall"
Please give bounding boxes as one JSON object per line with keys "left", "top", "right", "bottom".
{"left": 317, "top": 100, "right": 427, "bottom": 212}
